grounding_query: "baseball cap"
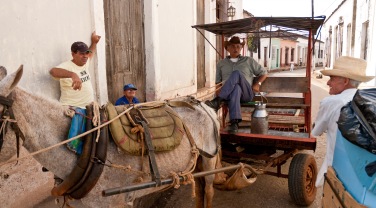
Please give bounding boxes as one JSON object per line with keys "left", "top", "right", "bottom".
{"left": 123, "top": 84, "right": 137, "bottom": 91}
{"left": 71, "top": 41, "right": 92, "bottom": 53}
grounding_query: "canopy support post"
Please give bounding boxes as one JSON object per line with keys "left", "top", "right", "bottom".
{"left": 195, "top": 28, "right": 223, "bottom": 59}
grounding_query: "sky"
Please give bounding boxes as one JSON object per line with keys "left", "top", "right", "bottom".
{"left": 243, "top": 0, "right": 343, "bottom": 17}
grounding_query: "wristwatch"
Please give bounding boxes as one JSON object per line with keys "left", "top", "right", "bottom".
{"left": 258, "top": 82, "right": 262, "bottom": 86}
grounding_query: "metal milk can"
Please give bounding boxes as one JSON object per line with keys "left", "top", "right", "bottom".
{"left": 251, "top": 101, "right": 268, "bottom": 134}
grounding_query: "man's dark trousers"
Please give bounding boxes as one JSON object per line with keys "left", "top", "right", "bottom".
{"left": 218, "top": 70, "right": 254, "bottom": 121}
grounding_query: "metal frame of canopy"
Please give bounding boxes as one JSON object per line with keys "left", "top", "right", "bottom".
{"left": 192, "top": 15, "right": 326, "bottom": 133}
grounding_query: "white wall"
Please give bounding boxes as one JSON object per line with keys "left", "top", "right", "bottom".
{"left": 358, "top": 0, "right": 376, "bottom": 85}
{"left": 323, "top": 0, "right": 375, "bottom": 86}
{"left": 144, "top": 0, "right": 218, "bottom": 101}
{"left": 0, "top": 0, "right": 107, "bottom": 104}
{"left": 205, "top": 0, "right": 218, "bottom": 88}
{"left": 323, "top": 0, "right": 352, "bottom": 68}
{"left": 368, "top": 0, "right": 376, "bottom": 86}
{"left": 159, "top": 1, "right": 196, "bottom": 98}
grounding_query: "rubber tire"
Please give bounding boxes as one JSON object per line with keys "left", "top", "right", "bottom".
{"left": 288, "top": 153, "right": 317, "bottom": 206}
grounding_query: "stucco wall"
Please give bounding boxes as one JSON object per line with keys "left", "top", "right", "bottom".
{"left": 144, "top": 0, "right": 218, "bottom": 101}
{"left": 158, "top": 1, "right": 196, "bottom": 96}
{"left": 368, "top": 0, "right": 376, "bottom": 86}
{"left": 323, "top": 0, "right": 375, "bottom": 86}
{"left": 0, "top": 0, "right": 107, "bottom": 104}
{"left": 323, "top": 0, "right": 352, "bottom": 68}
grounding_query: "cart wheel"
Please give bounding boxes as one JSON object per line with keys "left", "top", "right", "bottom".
{"left": 288, "top": 153, "right": 317, "bottom": 206}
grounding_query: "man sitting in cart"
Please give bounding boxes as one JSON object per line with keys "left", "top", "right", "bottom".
{"left": 205, "top": 36, "right": 268, "bottom": 134}
{"left": 312, "top": 56, "right": 375, "bottom": 187}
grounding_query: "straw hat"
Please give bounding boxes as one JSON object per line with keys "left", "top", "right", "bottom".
{"left": 224, "top": 36, "right": 245, "bottom": 48}
{"left": 320, "top": 56, "right": 375, "bottom": 82}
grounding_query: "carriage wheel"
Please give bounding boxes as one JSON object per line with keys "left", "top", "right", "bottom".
{"left": 288, "top": 153, "right": 317, "bottom": 206}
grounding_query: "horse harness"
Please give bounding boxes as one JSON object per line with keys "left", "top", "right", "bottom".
{"left": 125, "top": 99, "right": 221, "bottom": 186}
{"left": 128, "top": 108, "right": 162, "bottom": 185}
{"left": 0, "top": 94, "right": 25, "bottom": 158}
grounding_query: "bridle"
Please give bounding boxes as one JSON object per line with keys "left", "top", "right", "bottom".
{"left": 0, "top": 93, "right": 25, "bottom": 159}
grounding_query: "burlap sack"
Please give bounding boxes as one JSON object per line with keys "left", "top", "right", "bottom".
{"left": 215, "top": 164, "right": 257, "bottom": 191}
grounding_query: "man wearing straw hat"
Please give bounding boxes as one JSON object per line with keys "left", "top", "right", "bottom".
{"left": 205, "top": 36, "right": 268, "bottom": 134}
{"left": 312, "top": 56, "right": 375, "bottom": 187}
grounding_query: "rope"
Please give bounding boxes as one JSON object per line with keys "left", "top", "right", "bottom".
{"left": 106, "top": 164, "right": 146, "bottom": 175}
{"left": 92, "top": 102, "right": 101, "bottom": 142}
{"left": 163, "top": 81, "right": 224, "bottom": 102}
{"left": 64, "top": 109, "right": 75, "bottom": 118}
{"left": 0, "top": 116, "right": 16, "bottom": 133}
{"left": 130, "top": 124, "right": 145, "bottom": 171}
{"left": 0, "top": 105, "right": 135, "bottom": 167}
{"left": 156, "top": 148, "right": 199, "bottom": 196}
{"left": 184, "top": 173, "right": 196, "bottom": 198}
{"left": 170, "top": 172, "right": 181, "bottom": 189}
{"left": 0, "top": 117, "right": 16, "bottom": 154}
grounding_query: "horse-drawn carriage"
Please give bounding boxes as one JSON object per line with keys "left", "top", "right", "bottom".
{"left": 103, "top": 16, "right": 325, "bottom": 206}
{"left": 100, "top": 16, "right": 326, "bottom": 206}
{"left": 0, "top": 16, "right": 326, "bottom": 208}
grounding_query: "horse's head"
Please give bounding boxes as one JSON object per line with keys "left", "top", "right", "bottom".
{"left": 0, "top": 65, "right": 23, "bottom": 162}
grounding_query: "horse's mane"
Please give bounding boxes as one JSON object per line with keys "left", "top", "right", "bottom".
{"left": 14, "top": 86, "right": 67, "bottom": 111}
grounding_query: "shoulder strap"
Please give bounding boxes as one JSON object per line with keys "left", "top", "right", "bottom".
{"left": 351, "top": 100, "right": 376, "bottom": 153}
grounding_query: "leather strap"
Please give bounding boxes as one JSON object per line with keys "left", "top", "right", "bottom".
{"left": 167, "top": 100, "right": 195, "bottom": 110}
{"left": 141, "top": 121, "right": 162, "bottom": 186}
{"left": 0, "top": 94, "right": 25, "bottom": 159}
{"left": 67, "top": 105, "right": 97, "bottom": 195}
{"left": 351, "top": 100, "right": 376, "bottom": 153}
{"left": 166, "top": 99, "right": 219, "bottom": 158}
{"left": 8, "top": 106, "right": 26, "bottom": 158}
{"left": 181, "top": 121, "right": 216, "bottom": 158}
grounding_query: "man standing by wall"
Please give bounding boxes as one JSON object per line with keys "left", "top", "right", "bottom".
{"left": 49, "top": 31, "right": 101, "bottom": 154}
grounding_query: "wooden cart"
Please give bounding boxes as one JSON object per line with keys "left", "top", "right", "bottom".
{"left": 192, "top": 15, "right": 326, "bottom": 206}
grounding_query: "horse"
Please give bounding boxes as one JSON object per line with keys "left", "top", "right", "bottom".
{"left": 0, "top": 65, "right": 221, "bottom": 208}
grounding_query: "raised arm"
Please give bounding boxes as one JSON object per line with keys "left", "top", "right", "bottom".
{"left": 88, "top": 31, "right": 101, "bottom": 59}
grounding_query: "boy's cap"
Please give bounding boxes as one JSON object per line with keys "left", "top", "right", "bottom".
{"left": 123, "top": 84, "right": 137, "bottom": 91}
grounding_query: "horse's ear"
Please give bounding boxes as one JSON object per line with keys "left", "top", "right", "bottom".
{"left": 10, "top": 65, "right": 23, "bottom": 89}
{"left": 0, "top": 66, "right": 8, "bottom": 81}
{"left": 0, "top": 65, "right": 23, "bottom": 96}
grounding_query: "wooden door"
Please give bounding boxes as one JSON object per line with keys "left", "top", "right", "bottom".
{"left": 104, "top": 0, "right": 146, "bottom": 103}
{"left": 196, "top": 0, "right": 205, "bottom": 89}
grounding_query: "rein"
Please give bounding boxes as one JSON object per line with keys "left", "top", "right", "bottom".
{"left": 0, "top": 94, "right": 25, "bottom": 160}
